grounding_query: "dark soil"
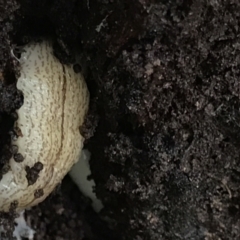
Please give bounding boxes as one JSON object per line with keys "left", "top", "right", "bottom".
{"left": 1, "top": 0, "right": 240, "bottom": 239}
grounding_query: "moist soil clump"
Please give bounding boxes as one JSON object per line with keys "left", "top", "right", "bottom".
{"left": 1, "top": 0, "right": 240, "bottom": 239}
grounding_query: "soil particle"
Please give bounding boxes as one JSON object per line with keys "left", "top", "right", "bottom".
{"left": 25, "top": 162, "right": 43, "bottom": 186}
{"left": 34, "top": 189, "right": 44, "bottom": 199}
{"left": 13, "top": 153, "right": 24, "bottom": 163}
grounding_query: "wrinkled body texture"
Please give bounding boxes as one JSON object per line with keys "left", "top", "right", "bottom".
{"left": 0, "top": 41, "right": 89, "bottom": 212}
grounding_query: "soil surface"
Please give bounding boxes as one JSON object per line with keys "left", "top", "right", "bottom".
{"left": 1, "top": 0, "right": 240, "bottom": 239}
